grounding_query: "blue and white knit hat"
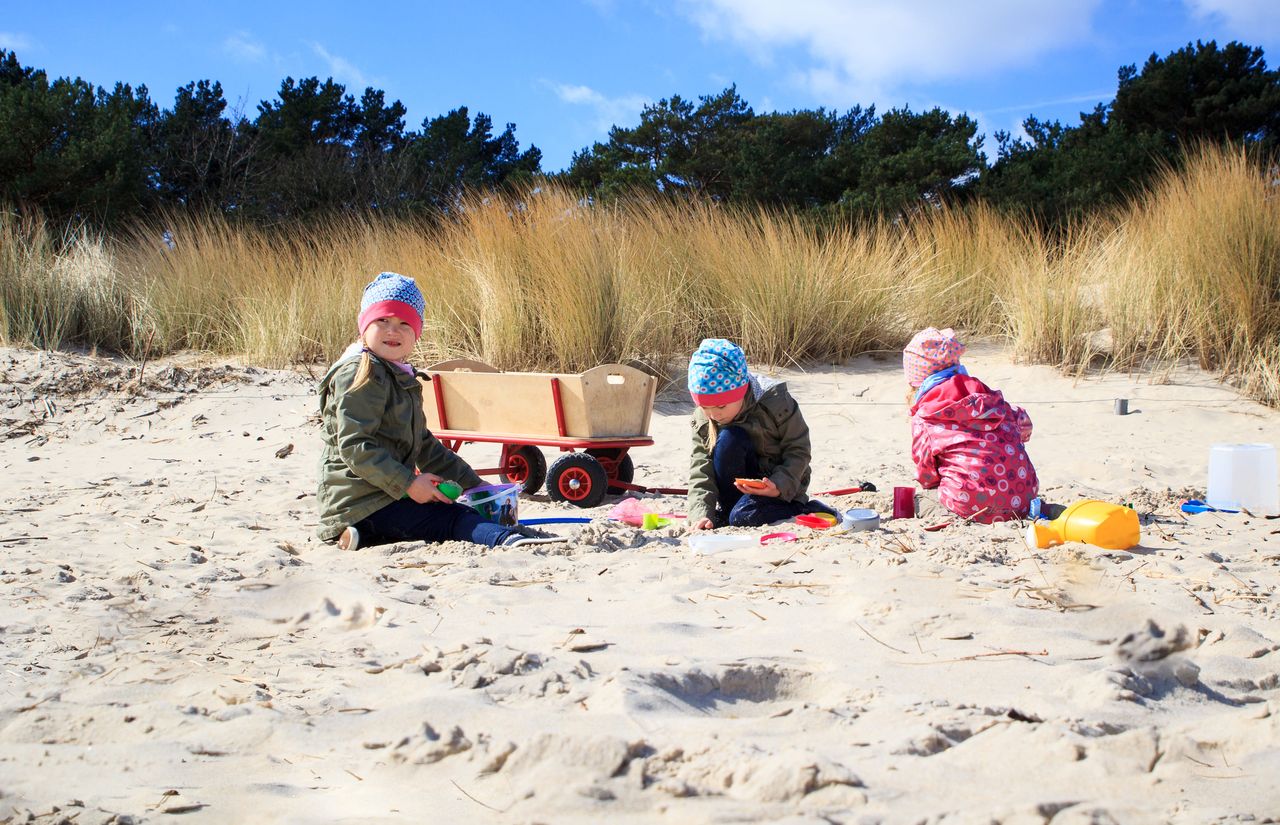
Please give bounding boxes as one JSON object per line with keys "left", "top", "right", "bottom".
{"left": 688, "top": 338, "right": 749, "bottom": 406}
{"left": 358, "top": 272, "right": 425, "bottom": 338}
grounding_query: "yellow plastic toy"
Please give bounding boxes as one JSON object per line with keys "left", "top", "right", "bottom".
{"left": 1026, "top": 500, "right": 1140, "bottom": 550}
{"left": 641, "top": 512, "right": 671, "bottom": 530}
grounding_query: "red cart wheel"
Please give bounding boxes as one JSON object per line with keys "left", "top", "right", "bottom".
{"left": 501, "top": 445, "right": 547, "bottom": 494}
{"left": 586, "top": 448, "right": 635, "bottom": 493}
{"left": 547, "top": 452, "right": 608, "bottom": 508}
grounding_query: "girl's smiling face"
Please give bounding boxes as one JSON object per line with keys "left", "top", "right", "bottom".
{"left": 362, "top": 316, "right": 417, "bottom": 361}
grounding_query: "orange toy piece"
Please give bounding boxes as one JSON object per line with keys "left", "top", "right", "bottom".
{"left": 736, "top": 478, "right": 769, "bottom": 491}
{"left": 1026, "top": 500, "right": 1140, "bottom": 551}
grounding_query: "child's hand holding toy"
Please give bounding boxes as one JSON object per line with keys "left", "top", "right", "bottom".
{"left": 734, "top": 477, "right": 779, "bottom": 497}
{"left": 407, "top": 472, "right": 457, "bottom": 504}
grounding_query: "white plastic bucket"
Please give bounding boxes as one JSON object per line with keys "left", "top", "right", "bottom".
{"left": 1206, "top": 443, "right": 1278, "bottom": 515}
{"left": 461, "top": 483, "right": 521, "bottom": 526}
{"left": 841, "top": 508, "right": 880, "bottom": 531}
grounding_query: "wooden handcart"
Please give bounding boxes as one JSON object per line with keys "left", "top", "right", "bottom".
{"left": 422, "top": 359, "right": 659, "bottom": 508}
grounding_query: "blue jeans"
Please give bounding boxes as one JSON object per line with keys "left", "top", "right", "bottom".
{"left": 712, "top": 426, "right": 836, "bottom": 528}
{"left": 353, "top": 499, "right": 515, "bottom": 548}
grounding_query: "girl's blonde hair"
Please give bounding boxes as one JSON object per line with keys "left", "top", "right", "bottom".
{"left": 350, "top": 351, "right": 373, "bottom": 391}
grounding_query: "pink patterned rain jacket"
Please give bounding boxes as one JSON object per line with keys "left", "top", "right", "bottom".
{"left": 909, "top": 374, "right": 1037, "bottom": 523}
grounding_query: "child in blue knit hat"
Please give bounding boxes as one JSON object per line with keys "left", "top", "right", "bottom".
{"left": 315, "top": 272, "right": 557, "bottom": 551}
{"left": 686, "top": 338, "right": 836, "bottom": 530}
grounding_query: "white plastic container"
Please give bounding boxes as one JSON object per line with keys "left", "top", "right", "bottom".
{"left": 1206, "top": 443, "right": 1279, "bottom": 515}
{"left": 840, "top": 508, "right": 881, "bottom": 531}
{"left": 460, "top": 482, "right": 521, "bottom": 526}
{"left": 688, "top": 534, "right": 758, "bottom": 554}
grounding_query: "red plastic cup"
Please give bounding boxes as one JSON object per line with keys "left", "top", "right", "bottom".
{"left": 892, "top": 486, "right": 916, "bottom": 519}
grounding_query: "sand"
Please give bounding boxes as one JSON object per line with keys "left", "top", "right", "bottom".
{"left": 1, "top": 343, "right": 1277, "bottom": 824}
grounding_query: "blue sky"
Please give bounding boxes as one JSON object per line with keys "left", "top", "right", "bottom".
{"left": 2, "top": 1, "right": 1277, "bottom": 171}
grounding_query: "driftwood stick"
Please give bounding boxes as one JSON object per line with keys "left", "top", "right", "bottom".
{"left": 853, "top": 620, "right": 907, "bottom": 654}
{"left": 450, "top": 780, "right": 509, "bottom": 813}
{"left": 135, "top": 328, "right": 157, "bottom": 387}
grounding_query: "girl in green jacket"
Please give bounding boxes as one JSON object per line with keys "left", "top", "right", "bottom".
{"left": 316, "top": 272, "right": 548, "bottom": 551}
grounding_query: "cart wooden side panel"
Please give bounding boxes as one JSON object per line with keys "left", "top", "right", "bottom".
{"left": 423, "top": 362, "right": 656, "bottom": 439}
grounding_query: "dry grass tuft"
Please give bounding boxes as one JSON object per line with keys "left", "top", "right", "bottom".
{"left": 1101, "top": 144, "right": 1280, "bottom": 381}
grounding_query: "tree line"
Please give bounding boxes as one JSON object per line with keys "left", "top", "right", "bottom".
{"left": 1, "top": 39, "right": 1277, "bottom": 229}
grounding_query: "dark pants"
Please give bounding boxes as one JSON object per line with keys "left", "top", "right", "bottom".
{"left": 353, "top": 499, "right": 515, "bottom": 549}
{"left": 712, "top": 426, "right": 836, "bottom": 528}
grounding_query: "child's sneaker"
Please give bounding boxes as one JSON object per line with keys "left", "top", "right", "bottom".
{"left": 510, "top": 523, "right": 557, "bottom": 539}
{"left": 504, "top": 535, "right": 569, "bottom": 548}
{"left": 338, "top": 526, "right": 360, "bottom": 551}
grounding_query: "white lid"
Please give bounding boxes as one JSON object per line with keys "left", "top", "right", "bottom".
{"left": 844, "top": 508, "right": 879, "bottom": 521}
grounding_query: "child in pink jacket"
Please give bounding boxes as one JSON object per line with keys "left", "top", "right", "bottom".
{"left": 905, "top": 328, "right": 1038, "bottom": 523}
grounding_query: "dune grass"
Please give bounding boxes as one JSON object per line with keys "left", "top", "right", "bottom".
{"left": 1, "top": 143, "right": 1276, "bottom": 406}
{"left": 0, "top": 212, "right": 136, "bottom": 352}
{"left": 1100, "top": 145, "right": 1280, "bottom": 382}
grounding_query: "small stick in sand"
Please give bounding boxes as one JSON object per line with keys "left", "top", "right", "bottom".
{"left": 1121, "top": 560, "right": 1151, "bottom": 592}
{"left": 16, "top": 694, "right": 57, "bottom": 713}
{"left": 767, "top": 545, "right": 807, "bottom": 568}
{"left": 1182, "top": 586, "right": 1215, "bottom": 614}
{"left": 451, "top": 780, "right": 510, "bottom": 813}
{"left": 1224, "top": 571, "right": 1256, "bottom": 594}
{"left": 959, "top": 648, "right": 1048, "bottom": 661}
{"left": 924, "top": 506, "right": 990, "bottom": 533}
{"left": 1147, "top": 516, "right": 1174, "bottom": 541}
{"left": 134, "top": 328, "right": 157, "bottom": 389}
{"left": 853, "top": 620, "right": 907, "bottom": 654}
{"left": 904, "top": 648, "right": 1050, "bottom": 666}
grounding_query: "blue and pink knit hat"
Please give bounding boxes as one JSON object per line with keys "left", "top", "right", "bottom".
{"left": 358, "top": 272, "right": 425, "bottom": 339}
{"left": 688, "top": 338, "right": 749, "bottom": 406}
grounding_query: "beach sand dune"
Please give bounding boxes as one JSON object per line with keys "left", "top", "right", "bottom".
{"left": 1, "top": 344, "right": 1277, "bottom": 823}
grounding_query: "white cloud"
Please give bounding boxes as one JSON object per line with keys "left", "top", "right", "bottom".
{"left": 311, "top": 43, "right": 369, "bottom": 89}
{"left": 547, "top": 81, "right": 651, "bottom": 133}
{"left": 223, "top": 31, "right": 266, "bottom": 63}
{"left": 0, "top": 31, "right": 33, "bottom": 52}
{"left": 679, "top": 0, "right": 1102, "bottom": 103}
{"left": 1185, "top": 0, "right": 1280, "bottom": 44}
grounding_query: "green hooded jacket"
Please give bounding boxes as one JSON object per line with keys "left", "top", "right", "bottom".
{"left": 315, "top": 351, "right": 483, "bottom": 541}
{"left": 686, "top": 378, "right": 813, "bottom": 524}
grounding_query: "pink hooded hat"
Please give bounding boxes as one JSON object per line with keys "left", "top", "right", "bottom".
{"left": 903, "top": 327, "right": 965, "bottom": 387}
